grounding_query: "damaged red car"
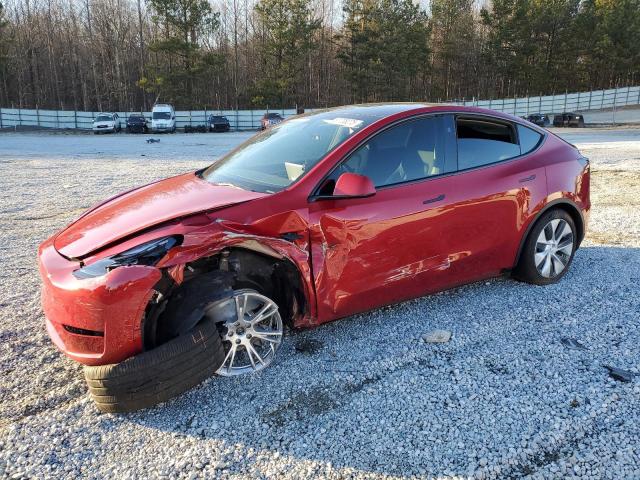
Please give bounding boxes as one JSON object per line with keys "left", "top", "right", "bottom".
{"left": 38, "top": 104, "right": 590, "bottom": 412}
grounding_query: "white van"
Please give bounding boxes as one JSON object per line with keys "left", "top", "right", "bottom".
{"left": 151, "top": 104, "right": 176, "bottom": 133}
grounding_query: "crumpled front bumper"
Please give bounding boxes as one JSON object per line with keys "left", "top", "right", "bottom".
{"left": 38, "top": 239, "right": 162, "bottom": 365}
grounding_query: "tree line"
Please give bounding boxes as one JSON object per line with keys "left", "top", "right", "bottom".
{"left": 0, "top": 0, "right": 639, "bottom": 111}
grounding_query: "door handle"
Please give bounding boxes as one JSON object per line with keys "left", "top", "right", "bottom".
{"left": 519, "top": 174, "right": 536, "bottom": 183}
{"left": 423, "top": 194, "right": 445, "bottom": 204}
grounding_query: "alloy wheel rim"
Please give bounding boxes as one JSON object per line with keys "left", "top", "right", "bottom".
{"left": 534, "top": 218, "right": 574, "bottom": 278}
{"left": 212, "top": 290, "right": 282, "bottom": 376}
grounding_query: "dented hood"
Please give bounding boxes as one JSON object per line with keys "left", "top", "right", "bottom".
{"left": 54, "top": 172, "right": 266, "bottom": 258}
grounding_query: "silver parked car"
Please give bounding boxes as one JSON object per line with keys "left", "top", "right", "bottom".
{"left": 92, "top": 113, "right": 121, "bottom": 134}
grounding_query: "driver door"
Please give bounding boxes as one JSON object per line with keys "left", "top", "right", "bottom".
{"left": 308, "top": 115, "right": 459, "bottom": 321}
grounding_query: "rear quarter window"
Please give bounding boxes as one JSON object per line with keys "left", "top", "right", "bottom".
{"left": 456, "top": 117, "right": 520, "bottom": 170}
{"left": 518, "top": 124, "right": 543, "bottom": 154}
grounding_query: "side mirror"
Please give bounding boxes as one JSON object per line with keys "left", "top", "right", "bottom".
{"left": 333, "top": 173, "right": 376, "bottom": 198}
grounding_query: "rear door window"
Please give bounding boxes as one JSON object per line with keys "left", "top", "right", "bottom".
{"left": 456, "top": 117, "right": 520, "bottom": 170}
{"left": 517, "top": 124, "right": 543, "bottom": 154}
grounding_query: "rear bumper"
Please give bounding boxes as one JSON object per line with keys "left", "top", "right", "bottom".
{"left": 38, "top": 239, "right": 162, "bottom": 365}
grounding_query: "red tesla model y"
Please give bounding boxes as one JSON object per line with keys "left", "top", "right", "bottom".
{"left": 38, "top": 104, "right": 590, "bottom": 411}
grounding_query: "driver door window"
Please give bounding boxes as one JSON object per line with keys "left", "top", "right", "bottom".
{"left": 335, "top": 116, "right": 449, "bottom": 188}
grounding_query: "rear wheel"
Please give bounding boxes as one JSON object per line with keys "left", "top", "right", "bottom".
{"left": 514, "top": 209, "right": 577, "bottom": 285}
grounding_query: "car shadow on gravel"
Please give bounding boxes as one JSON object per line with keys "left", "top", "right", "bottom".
{"left": 114, "top": 245, "right": 640, "bottom": 477}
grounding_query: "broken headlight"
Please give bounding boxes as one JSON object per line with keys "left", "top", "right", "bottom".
{"left": 72, "top": 236, "right": 181, "bottom": 279}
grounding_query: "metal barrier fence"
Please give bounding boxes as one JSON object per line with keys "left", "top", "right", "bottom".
{"left": 456, "top": 86, "right": 640, "bottom": 117}
{"left": 1, "top": 86, "right": 639, "bottom": 130}
{"left": 0, "top": 108, "right": 304, "bottom": 131}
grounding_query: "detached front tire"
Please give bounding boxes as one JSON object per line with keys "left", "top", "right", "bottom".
{"left": 514, "top": 209, "right": 577, "bottom": 285}
{"left": 83, "top": 317, "right": 225, "bottom": 413}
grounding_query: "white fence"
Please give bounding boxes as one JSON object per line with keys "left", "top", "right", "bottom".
{"left": 1, "top": 86, "right": 639, "bottom": 130}
{"left": 0, "top": 108, "right": 302, "bottom": 131}
{"left": 457, "top": 85, "right": 640, "bottom": 117}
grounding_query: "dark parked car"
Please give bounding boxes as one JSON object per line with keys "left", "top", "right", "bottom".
{"left": 553, "top": 112, "right": 585, "bottom": 128}
{"left": 126, "top": 114, "right": 148, "bottom": 133}
{"left": 526, "top": 114, "right": 550, "bottom": 127}
{"left": 260, "top": 112, "right": 284, "bottom": 130}
{"left": 208, "top": 115, "right": 231, "bottom": 132}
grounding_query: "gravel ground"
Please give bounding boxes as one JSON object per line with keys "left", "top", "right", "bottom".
{"left": 0, "top": 128, "right": 639, "bottom": 479}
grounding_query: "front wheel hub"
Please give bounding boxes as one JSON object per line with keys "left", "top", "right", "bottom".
{"left": 205, "top": 290, "right": 283, "bottom": 376}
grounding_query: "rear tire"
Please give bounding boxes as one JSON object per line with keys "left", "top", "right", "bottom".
{"left": 83, "top": 317, "right": 224, "bottom": 413}
{"left": 513, "top": 209, "right": 577, "bottom": 285}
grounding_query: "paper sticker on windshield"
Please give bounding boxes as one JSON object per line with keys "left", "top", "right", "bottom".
{"left": 323, "top": 118, "right": 364, "bottom": 129}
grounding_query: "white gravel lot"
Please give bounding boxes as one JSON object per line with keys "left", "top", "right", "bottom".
{"left": 0, "top": 127, "right": 639, "bottom": 479}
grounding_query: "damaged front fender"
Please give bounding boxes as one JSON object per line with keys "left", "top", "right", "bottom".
{"left": 156, "top": 211, "right": 317, "bottom": 327}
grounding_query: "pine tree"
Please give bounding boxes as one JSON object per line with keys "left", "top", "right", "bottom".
{"left": 430, "top": 0, "right": 478, "bottom": 100}
{"left": 142, "top": 0, "right": 222, "bottom": 106}
{"left": 578, "top": 0, "right": 640, "bottom": 87}
{"left": 338, "top": 0, "right": 429, "bottom": 103}
{"left": 253, "top": 0, "right": 321, "bottom": 108}
{"left": 481, "top": 0, "right": 535, "bottom": 97}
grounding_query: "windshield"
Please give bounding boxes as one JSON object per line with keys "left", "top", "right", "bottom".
{"left": 96, "top": 115, "right": 112, "bottom": 122}
{"left": 201, "top": 110, "right": 376, "bottom": 193}
{"left": 153, "top": 112, "right": 171, "bottom": 120}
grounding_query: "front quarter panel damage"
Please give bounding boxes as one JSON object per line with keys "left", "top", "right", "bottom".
{"left": 156, "top": 210, "right": 317, "bottom": 326}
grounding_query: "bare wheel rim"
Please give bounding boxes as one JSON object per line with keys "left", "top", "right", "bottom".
{"left": 534, "top": 218, "right": 574, "bottom": 278}
{"left": 210, "top": 290, "right": 282, "bottom": 376}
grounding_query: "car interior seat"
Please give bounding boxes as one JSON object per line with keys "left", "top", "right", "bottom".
{"left": 398, "top": 126, "right": 440, "bottom": 181}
